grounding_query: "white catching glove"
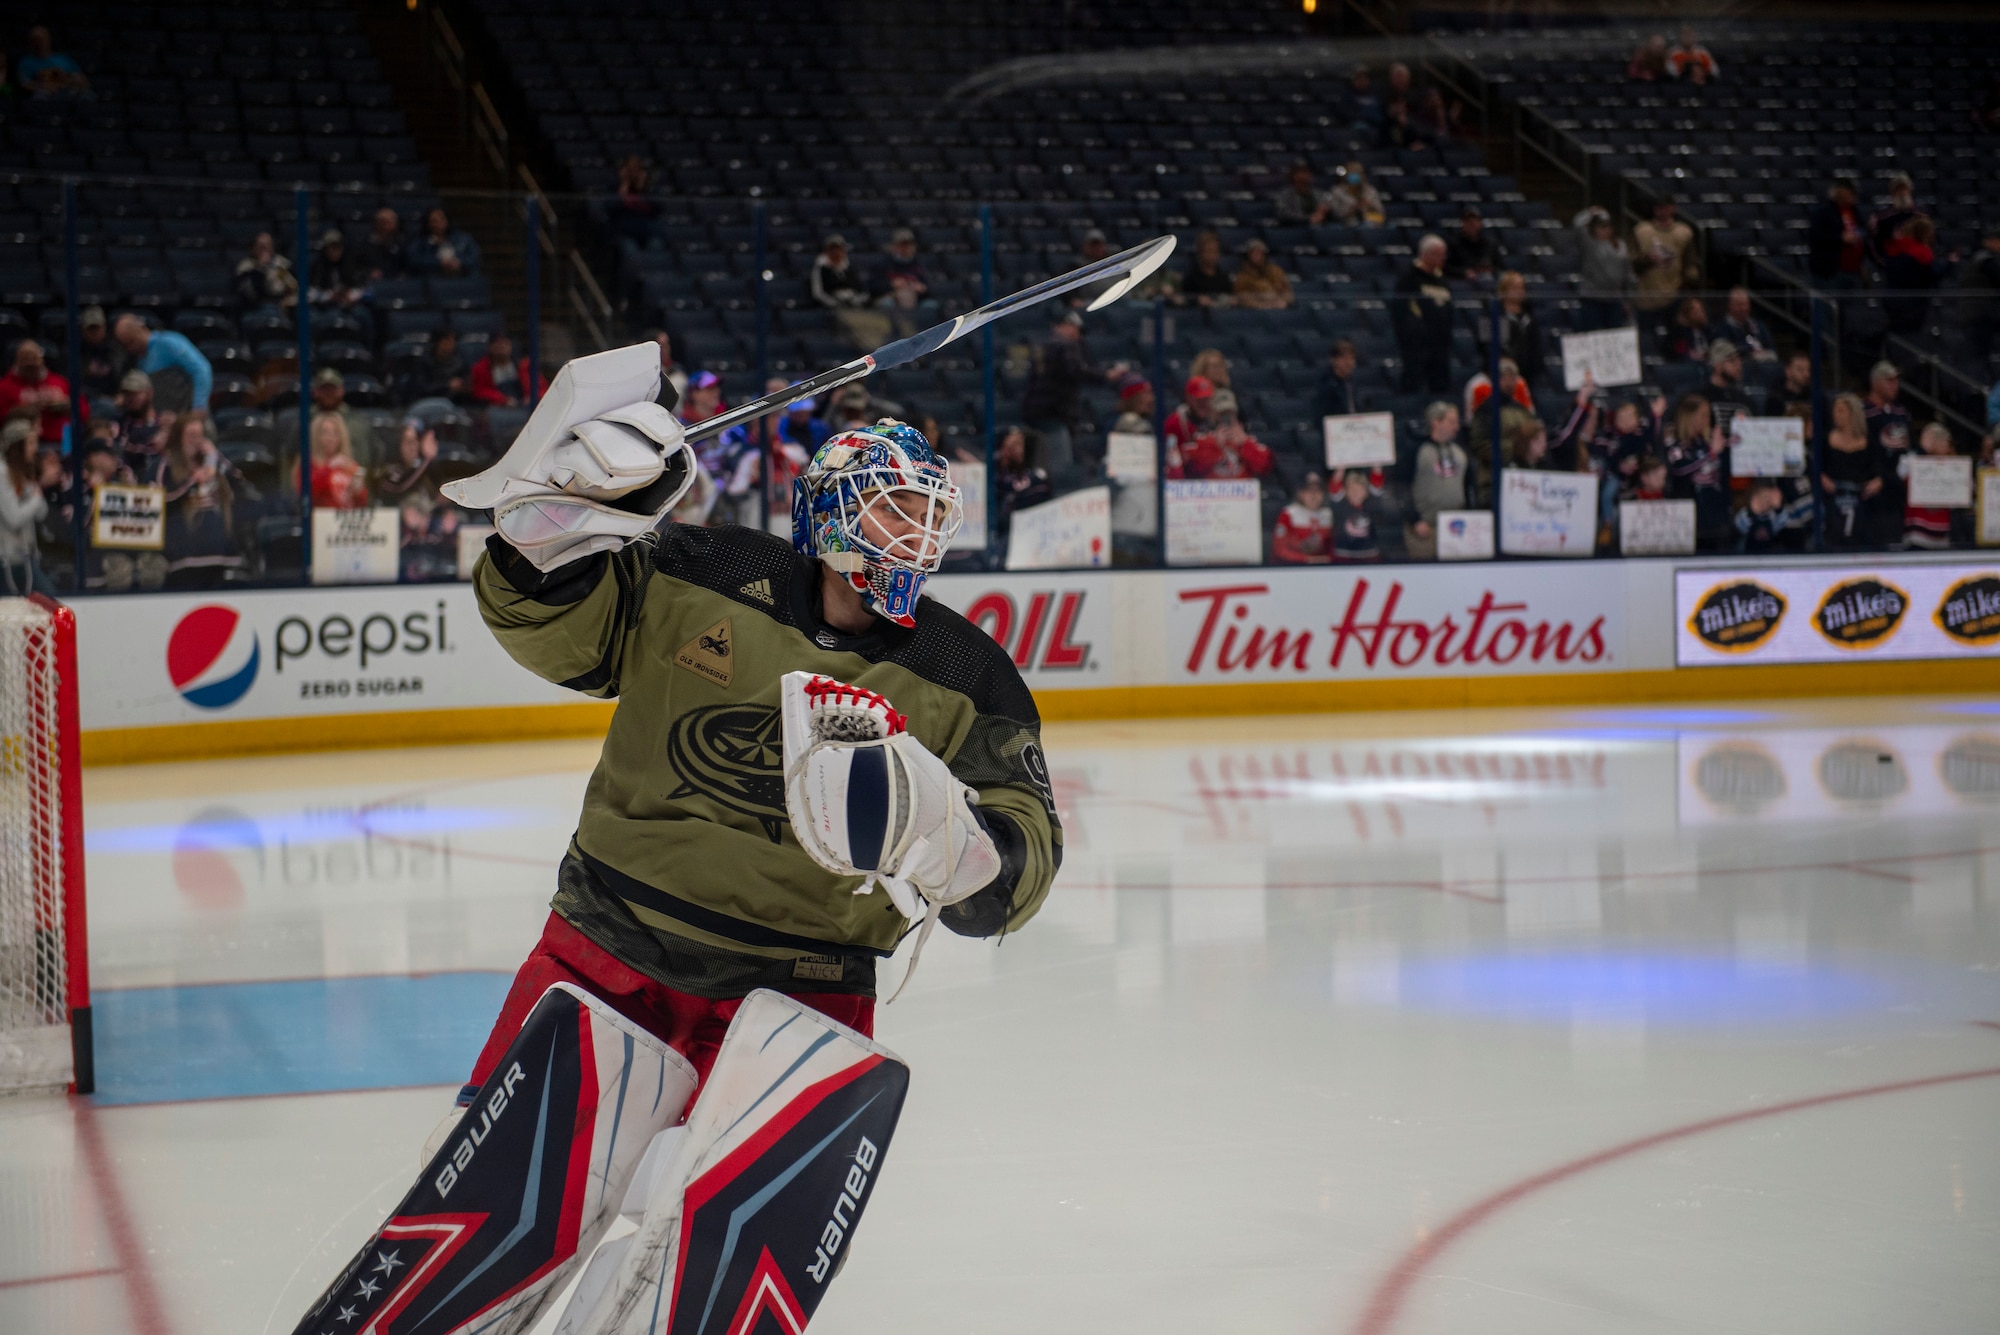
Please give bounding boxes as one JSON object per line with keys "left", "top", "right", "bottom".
{"left": 440, "top": 343, "right": 698, "bottom": 572}
{"left": 780, "top": 671, "right": 1003, "bottom": 916}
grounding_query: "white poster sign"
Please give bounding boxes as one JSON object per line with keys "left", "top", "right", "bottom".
{"left": 1436, "top": 509, "right": 1494, "bottom": 561}
{"left": 1164, "top": 479, "right": 1262, "bottom": 567}
{"left": 1981, "top": 470, "right": 2000, "bottom": 546}
{"left": 456, "top": 523, "right": 496, "bottom": 580}
{"left": 1105, "top": 432, "right": 1158, "bottom": 482}
{"left": 1322, "top": 412, "right": 1397, "bottom": 470}
{"left": 1675, "top": 562, "right": 2000, "bottom": 665}
{"left": 1560, "top": 326, "right": 1642, "bottom": 389}
{"left": 1005, "top": 486, "right": 1111, "bottom": 570}
{"left": 311, "top": 508, "right": 400, "bottom": 585}
{"left": 1906, "top": 456, "right": 1972, "bottom": 508}
{"left": 1619, "top": 499, "right": 1696, "bottom": 555}
{"left": 1728, "top": 417, "right": 1805, "bottom": 477}
{"left": 948, "top": 460, "right": 989, "bottom": 552}
{"left": 1499, "top": 469, "right": 1596, "bottom": 557}
{"left": 91, "top": 484, "right": 165, "bottom": 550}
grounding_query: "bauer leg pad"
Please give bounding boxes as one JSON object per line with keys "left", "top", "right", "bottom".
{"left": 290, "top": 983, "right": 698, "bottom": 1335}
{"left": 554, "top": 990, "right": 910, "bottom": 1335}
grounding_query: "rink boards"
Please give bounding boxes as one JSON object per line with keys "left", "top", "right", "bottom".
{"left": 71, "top": 553, "right": 2000, "bottom": 762}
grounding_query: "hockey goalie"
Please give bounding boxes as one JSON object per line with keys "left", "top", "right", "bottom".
{"left": 289, "top": 343, "right": 1060, "bottom": 1335}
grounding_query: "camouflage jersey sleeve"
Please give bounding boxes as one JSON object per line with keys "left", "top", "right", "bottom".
{"left": 470, "top": 526, "right": 1059, "bottom": 962}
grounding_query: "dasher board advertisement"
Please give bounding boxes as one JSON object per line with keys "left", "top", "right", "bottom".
{"left": 1675, "top": 561, "right": 2000, "bottom": 665}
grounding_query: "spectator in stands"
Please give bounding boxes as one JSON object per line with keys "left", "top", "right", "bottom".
{"left": 1189, "top": 348, "right": 1233, "bottom": 393}
{"left": 1164, "top": 375, "right": 1217, "bottom": 464}
{"left": 641, "top": 329, "right": 689, "bottom": 405}
{"left": 112, "top": 313, "right": 210, "bottom": 411}
{"left": 1329, "top": 160, "right": 1387, "bottom": 227}
{"left": 373, "top": 419, "right": 440, "bottom": 515}
{"left": 1379, "top": 96, "right": 1422, "bottom": 152}
{"left": 358, "top": 208, "right": 406, "bottom": 281}
{"left": 1329, "top": 470, "right": 1382, "bottom": 563}
{"left": 76, "top": 306, "right": 124, "bottom": 399}
{"left": 1445, "top": 207, "right": 1500, "bottom": 281}
{"left": 1718, "top": 288, "right": 1778, "bottom": 361}
{"left": 1414, "top": 88, "right": 1457, "bottom": 146}
{"left": 1346, "top": 66, "right": 1382, "bottom": 128}
{"left": 0, "top": 416, "right": 50, "bottom": 596}
{"left": 1272, "top": 471, "right": 1332, "bottom": 564}
{"left": 308, "top": 230, "right": 366, "bottom": 309}
{"left": 1864, "top": 360, "right": 1913, "bottom": 542}
{"left": 1574, "top": 206, "right": 1635, "bottom": 330}
{"left": 1882, "top": 216, "right": 1946, "bottom": 335}
{"left": 1627, "top": 34, "right": 1669, "bottom": 83}
{"left": 1021, "top": 310, "right": 1120, "bottom": 479}
{"left": 1393, "top": 236, "right": 1454, "bottom": 394}
{"left": 1233, "top": 240, "right": 1293, "bottom": 310}
{"left": 1405, "top": 401, "right": 1468, "bottom": 560}
{"left": 993, "top": 426, "right": 1053, "bottom": 553}
{"left": 1623, "top": 454, "right": 1670, "bottom": 506}
{"left": 1695, "top": 342, "right": 1752, "bottom": 422}
{"left": 1109, "top": 375, "right": 1154, "bottom": 436}
{"left": 1781, "top": 349, "right": 1814, "bottom": 416}
{"left": 828, "top": 384, "right": 874, "bottom": 431}
{"left": 1667, "top": 26, "right": 1719, "bottom": 84}
{"left": 470, "top": 332, "right": 543, "bottom": 409}
{"left": 408, "top": 208, "right": 480, "bottom": 277}
{"left": 1867, "top": 173, "right": 1923, "bottom": 267}
{"left": 1466, "top": 357, "right": 1534, "bottom": 421}
{"left": 607, "top": 156, "right": 662, "bottom": 250}
{"left": 406, "top": 328, "right": 468, "bottom": 403}
{"left": 234, "top": 232, "right": 298, "bottom": 311}
{"left": 1900, "top": 422, "right": 1963, "bottom": 550}
{"left": 676, "top": 370, "right": 724, "bottom": 427}
{"left": 1315, "top": 340, "right": 1360, "bottom": 419}
{"left": 1820, "top": 391, "right": 1881, "bottom": 547}
{"left": 1177, "top": 391, "right": 1273, "bottom": 481}
{"left": 698, "top": 419, "right": 761, "bottom": 528}
{"left": 811, "top": 233, "right": 868, "bottom": 310}
{"left": 0, "top": 340, "right": 80, "bottom": 447}
{"left": 18, "top": 26, "right": 88, "bottom": 99}
{"left": 1594, "top": 393, "right": 1664, "bottom": 524}
{"left": 883, "top": 229, "right": 929, "bottom": 294}
{"left": 1734, "top": 480, "right": 1788, "bottom": 553}
{"left": 779, "top": 397, "right": 829, "bottom": 456}
{"left": 161, "top": 412, "right": 245, "bottom": 585}
{"left": 1480, "top": 271, "right": 1544, "bottom": 385}
{"left": 1633, "top": 196, "right": 1698, "bottom": 312}
{"left": 1667, "top": 296, "right": 1713, "bottom": 364}
{"left": 1664, "top": 394, "right": 1731, "bottom": 550}
{"left": 297, "top": 412, "right": 369, "bottom": 511}
{"left": 309, "top": 368, "right": 379, "bottom": 467}
{"left": 1808, "top": 177, "right": 1868, "bottom": 289}
{"left": 1183, "top": 231, "right": 1235, "bottom": 307}
{"left": 1275, "top": 162, "right": 1337, "bottom": 227}
{"left": 112, "top": 371, "right": 165, "bottom": 482}
{"left": 1958, "top": 222, "right": 2000, "bottom": 368}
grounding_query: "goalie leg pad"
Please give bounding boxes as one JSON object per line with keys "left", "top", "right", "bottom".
{"left": 290, "top": 983, "right": 698, "bottom": 1335}
{"left": 552, "top": 990, "right": 910, "bottom": 1335}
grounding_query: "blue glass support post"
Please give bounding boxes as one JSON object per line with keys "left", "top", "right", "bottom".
{"left": 524, "top": 202, "right": 541, "bottom": 409}
{"left": 295, "top": 187, "right": 313, "bottom": 586}
{"left": 63, "top": 180, "right": 86, "bottom": 590}
{"left": 1152, "top": 296, "right": 1168, "bottom": 565}
{"left": 979, "top": 204, "right": 997, "bottom": 555}
{"left": 1487, "top": 296, "right": 1503, "bottom": 525}
{"left": 1809, "top": 295, "right": 1827, "bottom": 552}
{"left": 753, "top": 202, "right": 770, "bottom": 530}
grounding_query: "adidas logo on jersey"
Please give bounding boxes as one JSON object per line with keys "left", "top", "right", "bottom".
{"left": 740, "top": 578, "right": 775, "bottom": 605}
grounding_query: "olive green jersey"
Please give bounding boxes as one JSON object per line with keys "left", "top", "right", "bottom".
{"left": 473, "top": 524, "right": 1060, "bottom": 995}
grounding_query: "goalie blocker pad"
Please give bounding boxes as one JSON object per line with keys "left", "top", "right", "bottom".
{"left": 291, "top": 984, "right": 697, "bottom": 1335}
{"left": 559, "top": 990, "right": 910, "bottom": 1335}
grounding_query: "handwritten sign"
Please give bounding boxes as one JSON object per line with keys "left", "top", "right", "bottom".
{"left": 1105, "top": 431, "right": 1158, "bottom": 482}
{"left": 91, "top": 484, "right": 165, "bottom": 550}
{"left": 312, "top": 508, "right": 400, "bottom": 585}
{"left": 1322, "top": 412, "right": 1397, "bottom": 470}
{"left": 1560, "top": 326, "right": 1642, "bottom": 389}
{"left": 1006, "top": 485, "right": 1110, "bottom": 570}
{"left": 1981, "top": 469, "right": 2000, "bottom": 546}
{"left": 1436, "top": 509, "right": 1494, "bottom": 561}
{"left": 948, "top": 460, "right": 988, "bottom": 551}
{"left": 1164, "top": 479, "right": 1262, "bottom": 566}
{"left": 1729, "top": 417, "right": 1805, "bottom": 477}
{"left": 1619, "top": 499, "right": 1696, "bottom": 555}
{"left": 456, "top": 523, "right": 495, "bottom": 579}
{"left": 1499, "top": 469, "right": 1596, "bottom": 557}
{"left": 1907, "top": 456, "right": 1972, "bottom": 508}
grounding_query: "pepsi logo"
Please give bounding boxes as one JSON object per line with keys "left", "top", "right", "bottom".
{"left": 167, "top": 605, "right": 260, "bottom": 709}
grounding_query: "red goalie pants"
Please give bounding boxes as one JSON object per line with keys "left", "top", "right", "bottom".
{"left": 467, "top": 912, "right": 876, "bottom": 1097}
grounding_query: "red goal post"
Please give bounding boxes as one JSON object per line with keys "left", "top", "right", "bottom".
{"left": 0, "top": 594, "right": 91, "bottom": 1095}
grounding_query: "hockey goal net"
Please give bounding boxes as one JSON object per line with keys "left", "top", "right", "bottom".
{"left": 0, "top": 596, "right": 90, "bottom": 1095}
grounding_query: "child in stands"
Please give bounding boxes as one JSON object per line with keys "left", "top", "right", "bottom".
{"left": 1271, "top": 470, "right": 1333, "bottom": 564}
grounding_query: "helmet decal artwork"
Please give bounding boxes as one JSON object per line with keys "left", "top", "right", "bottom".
{"left": 792, "top": 418, "right": 962, "bottom": 628}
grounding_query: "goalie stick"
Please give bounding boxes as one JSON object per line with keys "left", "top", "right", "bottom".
{"left": 682, "top": 233, "right": 1176, "bottom": 447}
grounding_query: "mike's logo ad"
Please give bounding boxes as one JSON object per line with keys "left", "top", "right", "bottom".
{"left": 1676, "top": 564, "right": 2000, "bottom": 665}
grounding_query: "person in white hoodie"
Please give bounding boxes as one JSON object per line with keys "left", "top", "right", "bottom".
{"left": 0, "top": 415, "right": 53, "bottom": 594}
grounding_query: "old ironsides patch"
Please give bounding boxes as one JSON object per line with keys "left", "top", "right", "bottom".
{"left": 674, "top": 616, "right": 735, "bottom": 687}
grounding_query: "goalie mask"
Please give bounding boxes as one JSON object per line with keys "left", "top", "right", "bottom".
{"left": 792, "top": 420, "right": 961, "bottom": 628}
